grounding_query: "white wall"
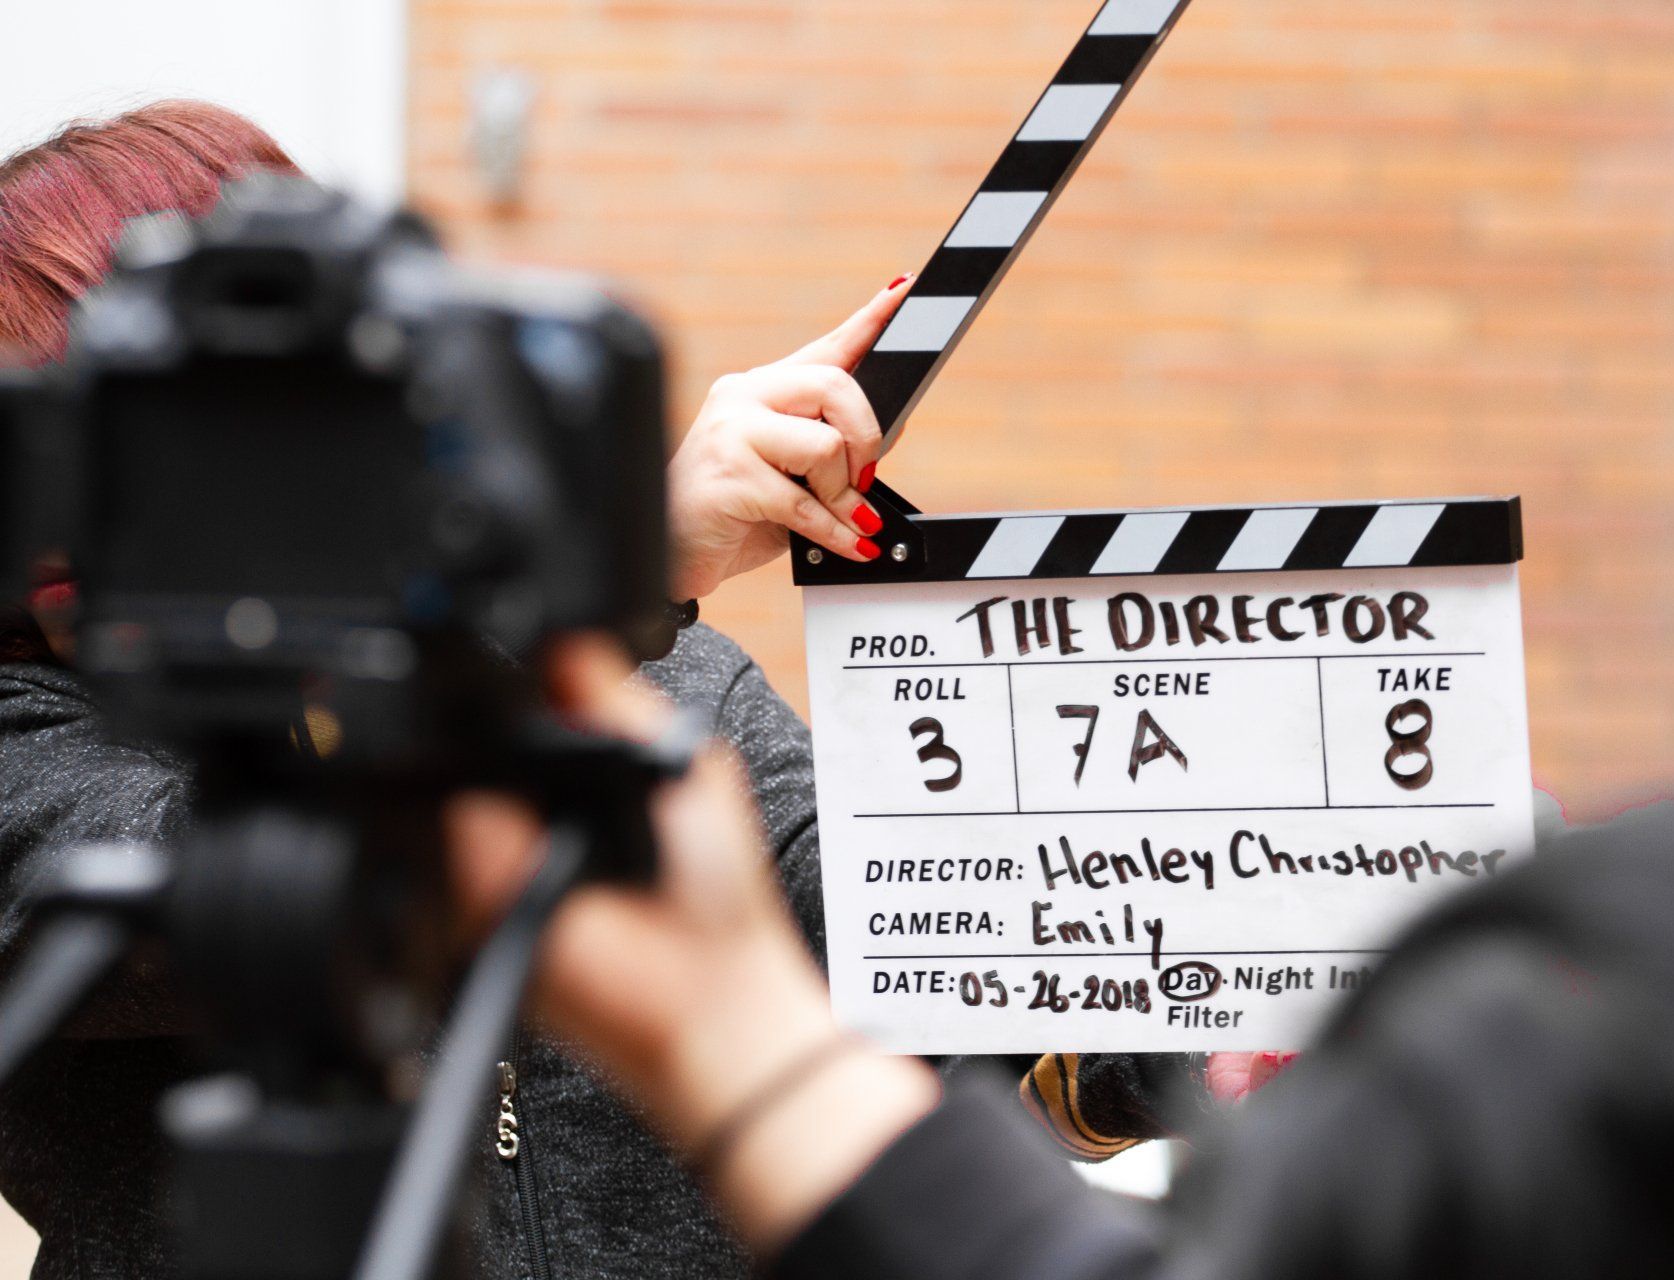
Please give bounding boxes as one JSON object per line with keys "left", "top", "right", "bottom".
{"left": 0, "top": 0, "right": 408, "bottom": 203}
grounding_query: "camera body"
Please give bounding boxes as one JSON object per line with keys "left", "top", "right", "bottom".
{"left": 8, "top": 176, "right": 668, "bottom": 768}
{"left": 0, "top": 179, "right": 693, "bottom": 1280}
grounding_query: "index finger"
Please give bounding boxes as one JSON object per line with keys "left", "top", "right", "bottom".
{"left": 777, "top": 275, "right": 914, "bottom": 373}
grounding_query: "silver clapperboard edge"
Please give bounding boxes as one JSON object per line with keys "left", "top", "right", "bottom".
{"left": 790, "top": 0, "right": 1524, "bottom": 590}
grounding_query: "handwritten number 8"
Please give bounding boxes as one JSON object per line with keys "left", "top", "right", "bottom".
{"left": 1384, "top": 699, "right": 1434, "bottom": 791}
{"left": 910, "top": 717, "right": 963, "bottom": 793}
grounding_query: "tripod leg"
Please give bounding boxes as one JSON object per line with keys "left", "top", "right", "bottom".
{"left": 0, "top": 915, "right": 130, "bottom": 1088}
{"left": 354, "top": 824, "right": 585, "bottom": 1280}
{"left": 0, "top": 841, "right": 171, "bottom": 1089}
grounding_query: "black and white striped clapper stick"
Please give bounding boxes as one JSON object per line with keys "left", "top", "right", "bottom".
{"left": 793, "top": 498, "right": 1525, "bottom": 587}
{"left": 858, "top": 0, "right": 1193, "bottom": 451}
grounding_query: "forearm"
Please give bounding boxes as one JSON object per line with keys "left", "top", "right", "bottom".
{"left": 632, "top": 936, "right": 940, "bottom": 1255}
{"left": 645, "top": 626, "right": 828, "bottom": 959}
{"left": 641, "top": 1010, "right": 1169, "bottom": 1277}
{"left": 710, "top": 1042, "right": 941, "bottom": 1255}
{"left": 771, "top": 1072, "right": 1167, "bottom": 1280}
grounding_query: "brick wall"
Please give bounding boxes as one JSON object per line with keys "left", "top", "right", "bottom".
{"left": 409, "top": 0, "right": 1674, "bottom": 820}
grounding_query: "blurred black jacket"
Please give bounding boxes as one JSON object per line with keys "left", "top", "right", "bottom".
{"left": 774, "top": 806, "right": 1674, "bottom": 1280}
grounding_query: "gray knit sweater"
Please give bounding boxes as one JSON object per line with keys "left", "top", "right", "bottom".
{"left": 0, "top": 624, "right": 824, "bottom": 1280}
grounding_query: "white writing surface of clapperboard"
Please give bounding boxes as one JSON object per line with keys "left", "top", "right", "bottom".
{"left": 792, "top": 0, "right": 1536, "bottom": 1052}
{"left": 799, "top": 503, "right": 1534, "bottom": 1053}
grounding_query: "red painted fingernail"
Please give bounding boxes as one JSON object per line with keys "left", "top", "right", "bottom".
{"left": 858, "top": 537, "right": 882, "bottom": 561}
{"left": 887, "top": 274, "right": 912, "bottom": 291}
{"left": 857, "top": 462, "right": 877, "bottom": 493}
{"left": 28, "top": 581, "right": 77, "bottom": 610}
{"left": 852, "top": 503, "right": 883, "bottom": 536}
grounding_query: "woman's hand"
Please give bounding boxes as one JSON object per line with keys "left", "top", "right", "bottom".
{"left": 446, "top": 636, "right": 938, "bottom": 1253}
{"left": 666, "top": 277, "right": 913, "bottom": 599}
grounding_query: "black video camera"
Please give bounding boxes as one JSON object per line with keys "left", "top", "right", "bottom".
{"left": 7, "top": 175, "right": 668, "bottom": 774}
{"left": 0, "top": 178, "right": 695, "bottom": 1280}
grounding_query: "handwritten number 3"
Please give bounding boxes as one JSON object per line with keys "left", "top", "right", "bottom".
{"left": 910, "top": 717, "right": 964, "bottom": 793}
{"left": 1384, "top": 699, "right": 1434, "bottom": 791}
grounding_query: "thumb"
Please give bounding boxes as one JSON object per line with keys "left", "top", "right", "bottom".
{"left": 777, "top": 275, "right": 914, "bottom": 373}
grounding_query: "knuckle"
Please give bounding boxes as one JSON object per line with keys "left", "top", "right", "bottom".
{"left": 816, "top": 365, "right": 850, "bottom": 397}
{"left": 813, "top": 427, "right": 846, "bottom": 464}
{"left": 692, "top": 414, "right": 735, "bottom": 452}
{"left": 712, "top": 448, "right": 751, "bottom": 485}
{"left": 790, "top": 494, "right": 824, "bottom": 528}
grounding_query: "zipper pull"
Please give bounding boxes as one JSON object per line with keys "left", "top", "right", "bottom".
{"left": 495, "top": 1060, "right": 520, "bottom": 1161}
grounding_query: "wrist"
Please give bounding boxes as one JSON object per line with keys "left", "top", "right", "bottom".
{"left": 651, "top": 939, "right": 837, "bottom": 1147}
{"left": 664, "top": 494, "right": 715, "bottom": 602}
{"left": 712, "top": 1048, "right": 940, "bottom": 1254}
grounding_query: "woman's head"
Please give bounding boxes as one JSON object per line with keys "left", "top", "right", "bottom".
{"left": 0, "top": 101, "right": 299, "bottom": 662}
{"left": 0, "top": 100, "right": 299, "bottom": 366}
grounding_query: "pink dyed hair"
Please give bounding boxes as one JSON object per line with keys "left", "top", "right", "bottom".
{"left": 0, "top": 100, "right": 299, "bottom": 366}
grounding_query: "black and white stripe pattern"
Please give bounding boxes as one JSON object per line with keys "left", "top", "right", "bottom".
{"left": 795, "top": 498, "right": 1524, "bottom": 586}
{"left": 858, "top": 0, "right": 1193, "bottom": 449}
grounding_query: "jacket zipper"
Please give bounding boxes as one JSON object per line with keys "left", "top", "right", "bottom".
{"left": 497, "top": 1032, "right": 555, "bottom": 1280}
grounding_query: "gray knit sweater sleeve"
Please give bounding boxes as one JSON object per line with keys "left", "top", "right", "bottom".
{"left": 640, "top": 623, "right": 826, "bottom": 962}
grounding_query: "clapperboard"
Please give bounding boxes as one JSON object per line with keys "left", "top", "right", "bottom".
{"left": 794, "top": 0, "right": 1535, "bottom": 1053}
